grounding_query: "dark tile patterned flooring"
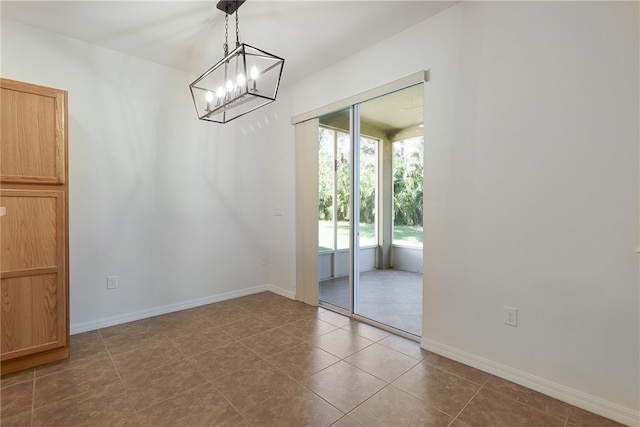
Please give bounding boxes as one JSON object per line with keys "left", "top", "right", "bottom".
{"left": 1, "top": 292, "right": 624, "bottom": 426}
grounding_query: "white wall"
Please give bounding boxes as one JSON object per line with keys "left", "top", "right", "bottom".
{"left": 2, "top": 1, "right": 638, "bottom": 423}
{"left": 1, "top": 19, "right": 276, "bottom": 331}
{"left": 267, "top": 1, "right": 639, "bottom": 423}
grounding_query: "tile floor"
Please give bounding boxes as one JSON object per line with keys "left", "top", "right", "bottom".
{"left": 319, "top": 268, "right": 423, "bottom": 336}
{"left": 1, "top": 292, "right": 624, "bottom": 427}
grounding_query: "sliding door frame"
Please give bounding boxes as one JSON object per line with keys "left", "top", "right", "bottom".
{"left": 292, "top": 71, "right": 428, "bottom": 125}
{"left": 350, "top": 104, "right": 360, "bottom": 315}
{"left": 293, "top": 71, "right": 429, "bottom": 337}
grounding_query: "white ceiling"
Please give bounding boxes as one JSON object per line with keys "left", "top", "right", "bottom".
{"left": 1, "top": 0, "right": 456, "bottom": 87}
{"left": 1, "top": 0, "right": 456, "bottom": 130}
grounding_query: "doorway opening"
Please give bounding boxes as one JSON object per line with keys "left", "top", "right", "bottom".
{"left": 317, "top": 84, "right": 424, "bottom": 337}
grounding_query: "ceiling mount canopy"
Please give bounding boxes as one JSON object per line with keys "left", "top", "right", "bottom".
{"left": 189, "top": 0, "right": 285, "bottom": 124}
{"left": 216, "top": 0, "right": 245, "bottom": 15}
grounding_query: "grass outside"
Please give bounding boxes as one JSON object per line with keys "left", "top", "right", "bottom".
{"left": 319, "top": 220, "right": 422, "bottom": 251}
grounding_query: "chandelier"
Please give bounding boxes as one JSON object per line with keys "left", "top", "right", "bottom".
{"left": 189, "top": 0, "right": 285, "bottom": 123}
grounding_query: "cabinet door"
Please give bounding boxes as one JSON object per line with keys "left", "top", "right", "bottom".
{"left": 0, "top": 80, "right": 66, "bottom": 184}
{"left": 0, "top": 190, "right": 66, "bottom": 360}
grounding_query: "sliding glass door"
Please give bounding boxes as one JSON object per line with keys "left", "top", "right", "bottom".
{"left": 317, "top": 84, "right": 424, "bottom": 337}
{"left": 318, "top": 108, "right": 351, "bottom": 311}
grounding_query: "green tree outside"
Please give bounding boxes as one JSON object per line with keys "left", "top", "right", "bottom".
{"left": 319, "top": 128, "right": 423, "bottom": 249}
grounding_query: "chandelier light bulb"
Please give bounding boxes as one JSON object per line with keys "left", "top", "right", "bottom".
{"left": 250, "top": 66, "right": 259, "bottom": 92}
{"left": 188, "top": 0, "right": 284, "bottom": 124}
{"left": 205, "top": 91, "right": 214, "bottom": 111}
{"left": 224, "top": 80, "right": 234, "bottom": 101}
{"left": 214, "top": 87, "right": 224, "bottom": 107}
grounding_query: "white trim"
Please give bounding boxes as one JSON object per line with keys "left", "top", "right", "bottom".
{"left": 421, "top": 338, "right": 640, "bottom": 427}
{"left": 70, "top": 285, "right": 273, "bottom": 335}
{"left": 294, "top": 118, "right": 321, "bottom": 306}
{"left": 267, "top": 283, "right": 296, "bottom": 300}
{"left": 291, "top": 70, "right": 429, "bottom": 125}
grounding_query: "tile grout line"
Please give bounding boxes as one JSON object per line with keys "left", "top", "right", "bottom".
{"left": 20, "top": 294, "right": 608, "bottom": 427}
{"left": 97, "top": 328, "right": 125, "bottom": 384}
{"left": 29, "top": 334, "right": 104, "bottom": 423}
{"left": 214, "top": 313, "right": 376, "bottom": 426}
{"left": 482, "top": 376, "right": 574, "bottom": 425}
{"left": 15, "top": 293, "right": 612, "bottom": 427}
{"left": 342, "top": 382, "right": 399, "bottom": 424}
{"left": 304, "top": 339, "right": 426, "bottom": 426}
{"left": 200, "top": 328, "right": 310, "bottom": 427}
{"left": 385, "top": 352, "right": 492, "bottom": 425}
{"left": 30, "top": 370, "right": 35, "bottom": 427}
{"left": 153, "top": 327, "right": 223, "bottom": 422}
{"left": 112, "top": 319, "right": 226, "bottom": 425}
{"left": 132, "top": 312, "right": 261, "bottom": 424}
{"left": 10, "top": 298, "right": 328, "bottom": 426}
{"left": 446, "top": 375, "right": 490, "bottom": 426}
{"left": 298, "top": 349, "right": 353, "bottom": 424}
{"left": 207, "top": 374, "right": 259, "bottom": 427}
{"left": 98, "top": 328, "right": 145, "bottom": 427}
{"left": 341, "top": 354, "right": 422, "bottom": 385}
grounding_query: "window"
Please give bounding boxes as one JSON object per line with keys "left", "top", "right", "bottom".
{"left": 359, "top": 136, "right": 377, "bottom": 247}
{"left": 392, "top": 136, "right": 424, "bottom": 245}
{"left": 318, "top": 126, "right": 378, "bottom": 251}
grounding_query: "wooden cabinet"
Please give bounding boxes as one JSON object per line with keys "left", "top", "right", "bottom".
{"left": 0, "top": 78, "right": 69, "bottom": 374}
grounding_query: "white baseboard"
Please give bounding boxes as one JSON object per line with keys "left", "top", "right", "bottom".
{"left": 70, "top": 285, "right": 273, "bottom": 335}
{"left": 421, "top": 338, "right": 639, "bottom": 427}
{"left": 266, "top": 283, "right": 296, "bottom": 300}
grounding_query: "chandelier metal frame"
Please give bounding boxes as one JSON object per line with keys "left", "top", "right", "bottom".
{"left": 189, "top": 0, "right": 284, "bottom": 124}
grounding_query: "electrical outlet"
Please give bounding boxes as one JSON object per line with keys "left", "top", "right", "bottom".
{"left": 261, "top": 256, "right": 268, "bottom": 265}
{"left": 107, "top": 275, "right": 118, "bottom": 290}
{"left": 504, "top": 306, "right": 518, "bottom": 327}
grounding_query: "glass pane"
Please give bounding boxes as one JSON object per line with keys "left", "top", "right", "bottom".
{"left": 318, "top": 127, "right": 335, "bottom": 251}
{"left": 392, "top": 136, "right": 424, "bottom": 246}
{"left": 359, "top": 136, "right": 377, "bottom": 247}
{"left": 335, "top": 130, "right": 351, "bottom": 250}
{"left": 355, "top": 83, "right": 424, "bottom": 337}
{"left": 318, "top": 108, "right": 351, "bottom": 311}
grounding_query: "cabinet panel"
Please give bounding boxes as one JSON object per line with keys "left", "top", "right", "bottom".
{"left": 0, "top": 78, "right": 69, "bottom": 374}
{"left": 1, "top": 274, "right": 64, "bottom": 360}
{"left": 0, "top": 80, "right": 66, "bottom": 184}
{"left": 0, "top": 191, "right": 61, "bottom": 272}
{"left": 0, "top": 190, "right": 66, "bottom": 362}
